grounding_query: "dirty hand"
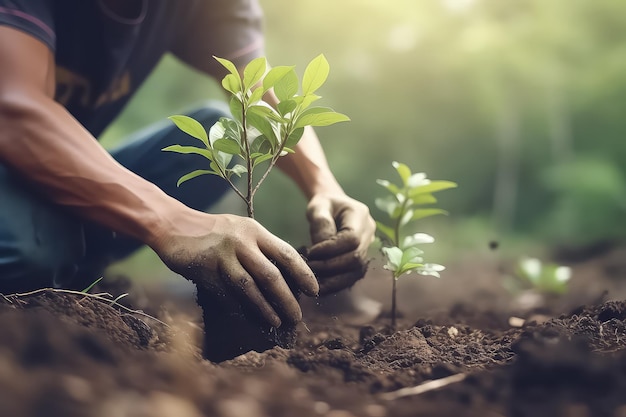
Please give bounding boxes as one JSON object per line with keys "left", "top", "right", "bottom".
{"left": 154, "top": 214, "right": 319, "bottom": 327}
{"left": 305, "top": 193, "right": 376, "bottom": 295}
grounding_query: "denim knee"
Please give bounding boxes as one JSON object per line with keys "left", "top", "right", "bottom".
{"left": 0, "top": 167, "right": 84, "bottom": 293}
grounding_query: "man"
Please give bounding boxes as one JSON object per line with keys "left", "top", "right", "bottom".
{"left": 0, "top": 0, "right": 376, "bottom": 328}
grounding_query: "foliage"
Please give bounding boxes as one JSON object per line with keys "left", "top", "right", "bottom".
{"left": 505, "top": 257, "right": 571, "bottom": 295}
{"left": 163, "top": 55, "right": 349, "bottom": 218}
{"left": 539, "top": 155, "right": 626, "bottom": 245}
{"left": 375, "top": 161, "right": 457, "bottom": 327}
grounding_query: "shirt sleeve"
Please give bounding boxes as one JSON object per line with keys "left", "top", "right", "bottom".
{"left": 0, "top": 0, "right": 55, "bottom": 51}
{"left": 171, "top": 0, "right": 265, "bottom": 79}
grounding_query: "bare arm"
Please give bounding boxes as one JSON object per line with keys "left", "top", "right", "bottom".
{"left": 0, "top": 26, "right": 317, "bottom": 325}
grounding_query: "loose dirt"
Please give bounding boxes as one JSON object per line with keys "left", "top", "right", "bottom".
{"left": 1, "top": 245, "right": 626, "bottom": 417}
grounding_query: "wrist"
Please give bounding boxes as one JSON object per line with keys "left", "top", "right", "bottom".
{"left": 143, "top": 201, "right": 216, "bottom": 252}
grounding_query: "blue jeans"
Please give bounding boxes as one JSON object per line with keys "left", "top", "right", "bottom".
{"left": 0, "top": 103, "right": 231, "bottom": 293}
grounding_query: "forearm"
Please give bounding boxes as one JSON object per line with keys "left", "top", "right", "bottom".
{"left": 276, "top": 126, "right": 344, "bottom": 199}
{"left": 0, "top": 91, "right": 200, "bottom": 248}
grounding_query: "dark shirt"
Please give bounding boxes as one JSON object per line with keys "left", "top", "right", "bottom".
{"left": 0, "top": 0, "right": 264, "bottom": 136}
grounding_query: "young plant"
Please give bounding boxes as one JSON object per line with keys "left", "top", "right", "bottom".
{"left": 375, "top": 161, "right": 457, "bottom": 328}
{"left": 505, "top": 257, "right": 572, "bottom": 295}
{"left": 163, "top": 54, "right": 349, "bottom": 218}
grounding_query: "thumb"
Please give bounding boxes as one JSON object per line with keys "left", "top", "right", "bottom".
{"left": 306, "top": 198, "right": 337, "bottom": 244}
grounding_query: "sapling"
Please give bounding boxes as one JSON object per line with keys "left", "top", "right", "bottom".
{"left": 375, "top": 161, "right": 457, "bottom": 328}
{"left": 163, "top": 54, "right": 349, "bottom": 218}
{"left": 162, "top": 55, "right": 349, "bottom": 361}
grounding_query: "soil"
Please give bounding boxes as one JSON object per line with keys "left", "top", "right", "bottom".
{"left": 1, "top": 244, "right": 626, "bottom": 417}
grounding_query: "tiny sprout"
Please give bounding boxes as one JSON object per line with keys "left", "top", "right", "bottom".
{"left": 506, "top": 257, "right": 572, "bottom": 295}
{"left": 375, "top": 161, "right": 457, "bottom": 328}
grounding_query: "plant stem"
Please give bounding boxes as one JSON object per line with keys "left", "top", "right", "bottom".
{"left": 391, "top": 275, "right": 397, "bottom": 329}
{"left": 250, "top": 121, "right": 294, "bottom": 199}
{"left": 393, "top": 192, "right": 411, "bottom": 246}
{"left": 241, "top": 99, "right": 255, "bottom": 218}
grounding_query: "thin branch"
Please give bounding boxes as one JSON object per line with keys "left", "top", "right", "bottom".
{"left": 379, "top": 373, "right": 467, "bottom": 400}
{"left": 250, "top": 122, "right": 292, "bottom": 198}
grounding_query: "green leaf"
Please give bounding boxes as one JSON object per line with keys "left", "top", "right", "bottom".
{"left": 398, "top": 262, "right": 425, "bottom": 276}
{"left": 410, "top": 180, "right": 458, "bottom": 196}
{"left": 401, "top": 246, "right": 424, "bottom": 264}
{"left": 381, "top": 246, "right": 403, "bottom": 271}
{"left": 411, "top": 209, "right": 448, "bottom": 221}
{"left": 162, "top": 145, "right": 213, "bottom": 160}
{"left": 210, "top": 161, "right": 221, "bottom": 173}
{"left": 228, "top": 164, "right": 248, "bottom": 177}
{"left": 392, "top": 161, "right": 412, "bottom": 186}
{"left": 213, "top": 151, "right": 233, "bottom": 171}
{"left": 399, "top": 209, "right": 414, "bottom": 226}
{"left": 243, "top": 57, "right": 267, "bottom": 89}
{"left": 294, "top": 94, "right": 322, "bottom": 110}
{"left": 213, "top": 138, "right": 241, "bottom": 154}
{"left": 263, "top": 66, "right": 294, "bottom": 92}
{"left": 214, "top": 56, "right": 239, "bottom": 77}
{"left": 229, "top": 97, "right": 244, "bottom": 124}
{"left": 168, "top": 116, "right": 209, "bottom": 147}
{"left": 249, "top": 86, "right": 264, "bottom": 104}
{"left": 375, "top": 196, "right": 400, "bottom": 218}
{"left": 412, "top": 193, "right": 438, "bottom": 205}
{"left": 302, "top": 54, "right": 330, "bottom": 95}
{"left": 222, "top": 73, "right": 242, "bottom": 95}
{"left": 376, "top": 179, "right": 400, "bottom": 195}
{"left": 252, "top": 153, "right": 274, "bottom": 168}
{"left": 277, "top": 99, "right": 297, "bottom": 116}
{"left": 295, "top": 111, "right": 350, "bottom": 129}
{"left": 250, "top": 136, "right": 271, "bottom": 154}
{"left": 376, "top": 221, "right": 396, "bottom": 243}
{"left": 247, "top": 107, "right": 278, "bottom": 149}
{"left": 274, "top": 68, "right": 299, "bottom": 101}
{"left": 177, "top": 169, "right": 220, "bottom": 186}
{"left": 210, "top": 118, "right": 242, "bottom": 148}
{"left": 208, "top": 120, "right": 226, "bottom": 145}
{"left": 284, "top": 127, "right": 305, "bottom": 148}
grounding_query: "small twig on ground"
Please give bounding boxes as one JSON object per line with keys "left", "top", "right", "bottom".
{"left": 3, "top": 287, "right": 169, "bottom": 328}
{"left": 379, "top": 373, "right": 467, "bottom": 400}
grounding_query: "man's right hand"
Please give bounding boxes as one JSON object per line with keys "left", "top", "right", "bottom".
{"left": 152, "top": 213, "right": 319, "bottom": 328}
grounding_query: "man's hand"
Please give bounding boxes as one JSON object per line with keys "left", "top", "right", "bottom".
{"left": 153, "top": 213, "right": 319, "bottom": 328}
{"left": 305, "top": 193, "right": 376, "bottom": 295}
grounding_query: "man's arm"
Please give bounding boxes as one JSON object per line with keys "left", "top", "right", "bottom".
{"left": 0, "top": 26, "right": 318, "bottom": 326}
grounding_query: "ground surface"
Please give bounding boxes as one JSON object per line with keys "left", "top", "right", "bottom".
{"left": 1, "top": 244, "right": 626, "bottom": 417}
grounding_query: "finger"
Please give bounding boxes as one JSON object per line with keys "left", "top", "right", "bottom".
{"left": 239, "top": 249, "right": 303, "bottom": 323}
{"left": 306, "top": 229, "right": 360, "bottom": 260}
{"left": 308, "top": 250, "right": 368, "bottom": 277}
{"left": 259, "top": 233, "right": 319, "bottom": 297}
{"left": 318, "top": 267, "right": 369, "bottom": 296}
{"left": 306, "top": 199, "right": 337, "bottom": 244}
{"left": 219, "top": 262, "right": 282, "bottom": 327}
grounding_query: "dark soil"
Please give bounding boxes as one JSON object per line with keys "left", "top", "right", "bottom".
{"left": 1, "top": 245, "right": 626, "bottom": 417}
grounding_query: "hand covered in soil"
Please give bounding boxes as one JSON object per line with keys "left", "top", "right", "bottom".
{"left": 154, "top": 214, "right": 319, "bottom": 327}
{"left": 305, "top": 193, "right": 376, "bottom": 295}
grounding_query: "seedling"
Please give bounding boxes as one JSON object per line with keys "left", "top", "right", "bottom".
{"left": 505, "top": 257, "right": 572, "bottom": 295}
{"left": 163, "top": 54, "right": 349, "bottom": 218}
{"left": 375, "top": 161, "right": 457, "bottom": 328}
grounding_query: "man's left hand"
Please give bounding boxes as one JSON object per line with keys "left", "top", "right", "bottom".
{"left": 305, "top": 193, "right": 376, "bottom": 295}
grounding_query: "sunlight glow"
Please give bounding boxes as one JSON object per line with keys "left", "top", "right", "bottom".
{"left": 441, "top": 0, "right": 477, "bottom": 14}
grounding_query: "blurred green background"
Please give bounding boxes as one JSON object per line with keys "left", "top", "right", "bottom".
{"left": 101, "top": 0, "right": 626, "bottom": 280}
